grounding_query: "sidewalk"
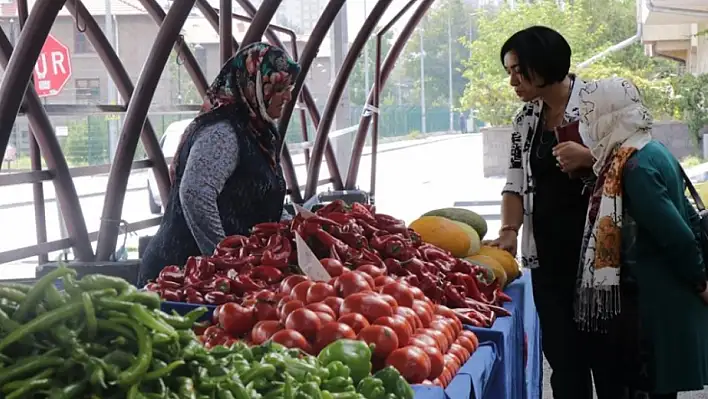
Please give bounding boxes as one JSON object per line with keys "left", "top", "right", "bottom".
{"left": 0, "top": 132, "right": 466, "bottom": 208}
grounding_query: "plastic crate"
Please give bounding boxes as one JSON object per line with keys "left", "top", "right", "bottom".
{"left": 160, "top": 300, "right": 216, "bottom": 323}
{"left": 37, "top": 261, "right": 140, "bottom": 286}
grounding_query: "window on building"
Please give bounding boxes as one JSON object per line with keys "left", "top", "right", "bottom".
{"left": 75, "top": 78, "right": 101, "bottom": 104}
{"left": 74, "top": 31, "right": 95, "bottom": 53}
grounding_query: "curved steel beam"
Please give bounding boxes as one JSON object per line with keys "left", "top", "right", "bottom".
{"left": 345, "top": 0, "right": 436, "bottom": 189}
{"left": 96, "top": 0, "right": 197, "bottom": 260}
{"left": 195, "top": 0, "right": 238, "bottom": 54}
{"left": 237, "top": 0, "right": 345, "bottom": 194}
{"left": 277, "top": 0, "right": 346, "bottom": 203}
{"left": 239, "top": 0, "right": 282, "bottom": 47}
{"left": 138, "top": 0, "right": 209, "bottom": 98}
{"left": 0, "top": 22, "right": 94, "bottom": 260}
{"left": 304, "top": 0, "right": 395, "bottom": 200}
{"left": 0, "top": 0, "right": 63, "bottom": 165}
{"left": 64, "top": 0, "right": 170, "bottom": 207}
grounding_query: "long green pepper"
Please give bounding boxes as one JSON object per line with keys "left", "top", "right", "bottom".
{"left": 13, "top": 267, "right": 75, "bottom": 322}
{"left": 0, "top": 302, "right": 82, "bottom": 353}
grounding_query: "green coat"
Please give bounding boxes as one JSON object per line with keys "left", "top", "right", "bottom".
{"left": 623, "top": 140, "right": 708, "bottom": 394}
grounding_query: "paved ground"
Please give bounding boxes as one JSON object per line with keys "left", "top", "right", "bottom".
{"left": 2, "top": 133, "right": 708, "bottom": 398}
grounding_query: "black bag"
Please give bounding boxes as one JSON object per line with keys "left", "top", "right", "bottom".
{"left": 679, "top": 166, "right": 708, "bottom": 277}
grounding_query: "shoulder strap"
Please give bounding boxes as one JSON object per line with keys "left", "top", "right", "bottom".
{"left": 679, "top": 165, "right": 706, "bottom": 212}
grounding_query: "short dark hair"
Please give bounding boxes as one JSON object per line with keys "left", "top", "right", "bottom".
{"left": 500, "top": 26, "right": 571, "bottom": 87}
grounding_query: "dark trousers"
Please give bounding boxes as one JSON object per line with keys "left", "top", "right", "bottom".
{"left": 532, "top": 266, "right": 627, "bottom": 399}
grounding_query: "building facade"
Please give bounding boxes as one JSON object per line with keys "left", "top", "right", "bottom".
{"left": 0, "top": 0, "right": 332, "bottom": 161}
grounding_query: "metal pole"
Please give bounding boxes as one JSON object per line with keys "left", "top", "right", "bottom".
{"left": 419, "top": 28, "right": 426, "bottom": 134}
{"left": 16, "top": 2, "right": 48, "bottom": 265}
{"left": 363, "top": 0, "right": 369, "bottom": 103}
{"left": 219, "top": 0, "right": 232, "bottom": 64}
{"left": 105, "top": 0, "right": 118, "bottom": 162}
{"left": 447, "top": 4, "right": 453, "bottom": 132}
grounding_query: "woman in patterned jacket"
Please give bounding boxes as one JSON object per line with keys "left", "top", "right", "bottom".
{"left": 576, "top": 77, "right": 708, "bottom": 398}
{"left": 138, "top": 43, "right": 300, "bottom": 286}
{"left": 487, "top": 26, "right": 615, "bottom": 398}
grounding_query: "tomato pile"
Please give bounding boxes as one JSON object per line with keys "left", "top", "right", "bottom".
{"left": 147, "top": 200, "right": 513, "bottom": 328}
{"left": 191, "top": 269, "right": 480, "bottom": 387}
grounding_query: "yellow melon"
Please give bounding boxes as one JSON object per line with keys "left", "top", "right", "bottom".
{"left": 409, "top": 216, "right": 471, "bottom": 257}
{"left": 466, "top": 254, "right": 508, "bottom": 287}
{"left": 449, "top": 220, "right": 481, "bottom": 256}
{"left": 477, "top": 245, "right": 521, "bottom": 281}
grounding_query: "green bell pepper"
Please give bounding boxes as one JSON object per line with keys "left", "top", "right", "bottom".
{"left": 326, "top": 361, "right": 350, "bottom": 380}
{"left": 373, "top": 367, "right": 415, "bottom": 399}
{"left": 317, "top": 339, "right": 372, "bottom": 384}
{"left": 322, "top": 376, "right": 355, "bottom": 393}
{"left": 356, "top": 376, "right": 386, "bottom": 399}
{"left": 294, "top": 381, "right": 322, "bottom": 399}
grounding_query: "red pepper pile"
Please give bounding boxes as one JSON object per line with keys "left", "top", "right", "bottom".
{"left": 148, "top": 200, "right": 512, "bottom": 327}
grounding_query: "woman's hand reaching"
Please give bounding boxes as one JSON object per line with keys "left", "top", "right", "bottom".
{"left": 482, "top": 230, "right": 518, "bottom": 257}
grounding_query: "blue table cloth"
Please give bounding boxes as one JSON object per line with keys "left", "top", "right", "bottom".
{"left": 465, "top": 272, "right": 542, "bottom": 399}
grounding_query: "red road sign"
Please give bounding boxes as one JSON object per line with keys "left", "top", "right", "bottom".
{"left": 32, "top": 34, "right": 72, "bottom": 98}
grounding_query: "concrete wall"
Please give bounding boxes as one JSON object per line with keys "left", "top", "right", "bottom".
{"left": 482, "top": 121, "right": 701, "bottom": 178}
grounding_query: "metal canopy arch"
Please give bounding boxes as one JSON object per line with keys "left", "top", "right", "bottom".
{"left": 0, "top": 0, "right": 436, "bottom": 267}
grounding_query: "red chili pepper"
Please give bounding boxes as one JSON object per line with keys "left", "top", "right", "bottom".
{"left": 190, "top": 257, "right": 215, "bottom": 280}
{"left": 325, "top": 212, "right": 354, "bottom": 225}
{"left": 313, "top": 229, "right": 349, "bottom": 254}
{"left": 351, "top": 202, "right": 375, "bottom": 218}
{"left": 335, "top": 232, "right": 368, "bottom": 249}
{"left": 160, "top": 288, "right": 183, "bottom": 302}
{"left": 451, "top": 260, "right": 474, "bottom": 275}
{"left": 447, "top": 272, "right": 484, "bottom": 302}
{"left": 228, "top": 273, "right": 264, "bottom": 296}
{"left": 251, "top": 222, "right": 283, "bottom": 236}
{"left": 420, "top": 245, "right": 455, "bottom": 263}
{"left": 361, "top": 248, "right": 385, "bottom": 267}
{"left": 315, "top": 200, "right": 350, "bottom": 215}
{"left": 401, "top": 258, "right": 426, "bottom": 277}
{"left": 156, "top": 278, "right": 182, "bottom": 290}
{"left": 215, "top": 235, "right": 249, "bottom": 257}
{"left": 453, "top": 308, "right": 491, "bottom": 327}
{"left": 211, "top": 277, "right": 231, "bottom": 293}
{"left": 356, "top": 220, "right": 381, "bottom": 238}
{"left": 204, "top": 291, "right": 229, "bottom": 305}
{"left": 144, "top": 282, "right": 161, "bottom": 292}
{"left": 261, "top": 239, "right": 291, "bottom": 269}
{"left": 401, "top": 274, "right": 420, "bottom": 287}
{"left": 158, "top": 265, "right": 184, "bottom": 284}
{"left": 492, "top": 288, "right": 513, "bottom": 304}
{"left": 409, "top": 230, "right": 422, "bottom": 247}
{"left": 211, "top": 255, "right": 255, "bottom": 273}
{"left": 185, "top": 290, "right": 205, "bottom": 304}
{"left": 249, "top": 266, "right": 284, "bottom": 285}
{"left": 394, "top": 247, "right": 420, "bottom": 262}
{"left": 184, "top": 274, "right": 202, "bottom": 288}
{"left": 384, "top": 258, "right": 406, "bottom": 276}
{"left": 444, "top": 284, "right": 470, "bottom": 308}
{"left": 374, "top": 213, "right": 404, "bottom": 226}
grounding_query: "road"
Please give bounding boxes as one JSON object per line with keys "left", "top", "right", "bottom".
{"left": 0, "top": 134, "right": 505, "bottom": 279}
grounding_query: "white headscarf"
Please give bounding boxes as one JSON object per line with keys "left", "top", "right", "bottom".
{"left": 575, "top": 77, "right": 653, "bottom": 331}
{"left": 578, "top": 77, "right": 653, "bottom": 174}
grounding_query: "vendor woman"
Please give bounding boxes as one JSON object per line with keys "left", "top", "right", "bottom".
{"left": 138, "top": 42, "right": 300, "bottom": 286}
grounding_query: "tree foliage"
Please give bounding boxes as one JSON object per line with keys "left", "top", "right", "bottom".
{"left": 400, "top": 0, "right": 474, "bottom": 108}
{"left": 348, "top": 30, "right": 396, "bottom": 106}
{"left": 460, "top": 0, "right": 680, "bottom": 126}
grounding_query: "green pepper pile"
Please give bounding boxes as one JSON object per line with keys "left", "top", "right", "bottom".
{"left": 0, "top": 269, "right": 415, "bottom": 399}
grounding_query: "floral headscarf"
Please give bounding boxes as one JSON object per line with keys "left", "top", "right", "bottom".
{"left": 201, "top": 42, "right": 300, "bottom": 165}
{"left": 171, "top": 43, "right": 300, "bottom": 180}
{"left": 575, "top": 77, "right": 652, "bottom": 332}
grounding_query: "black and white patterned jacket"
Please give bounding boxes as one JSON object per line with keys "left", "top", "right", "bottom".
{"left": 502, "top": 77, "right": 592, "bottom": 269}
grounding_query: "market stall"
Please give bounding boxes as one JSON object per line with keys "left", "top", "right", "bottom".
{"left": 0, "top": 201, "right": 541, "bottom": 398}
